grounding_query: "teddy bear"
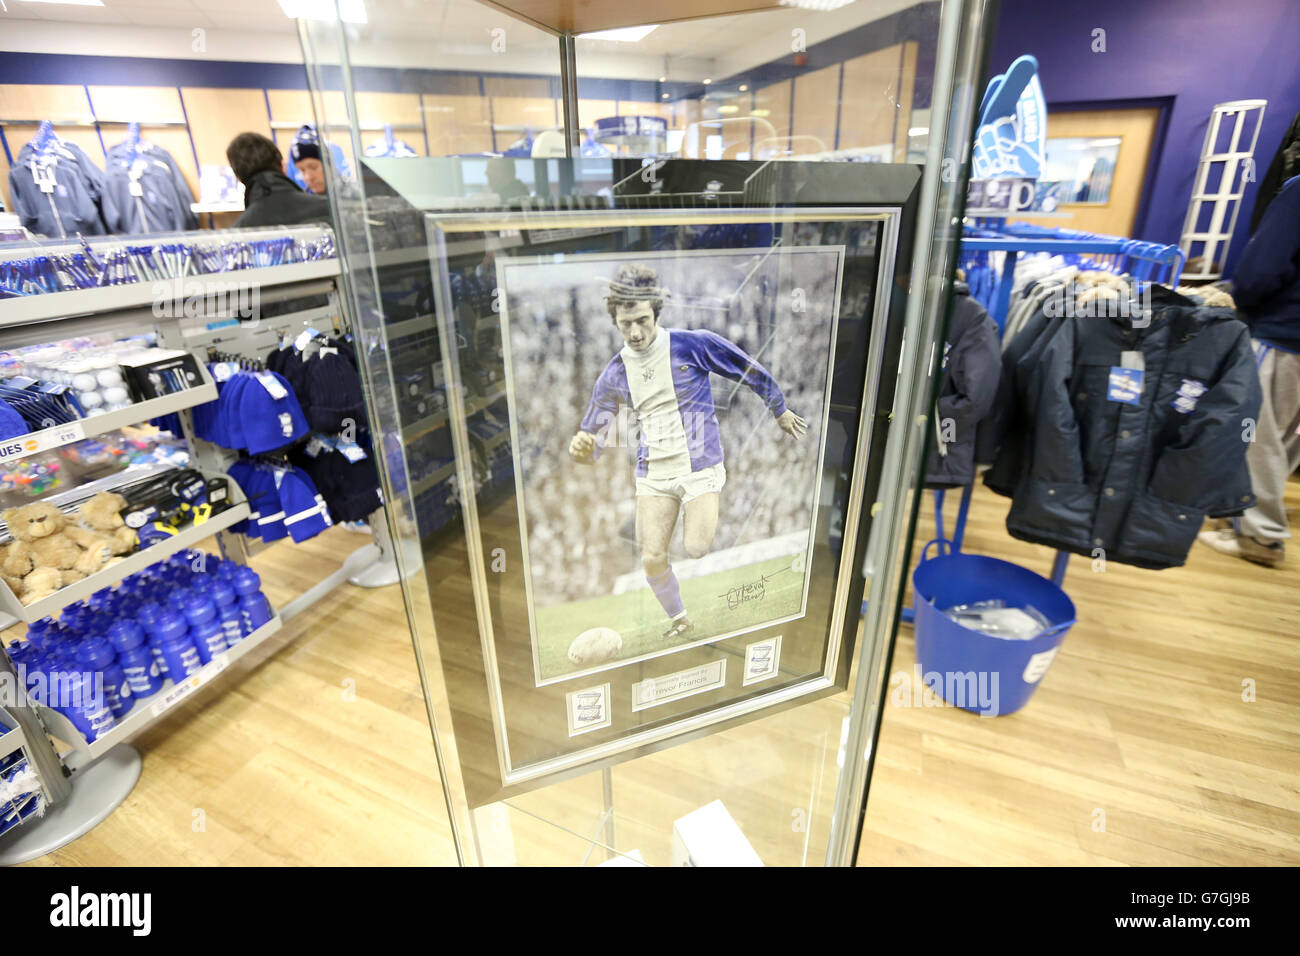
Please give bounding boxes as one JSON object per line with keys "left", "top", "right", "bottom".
{"left": 65, "top": 491, "right": 137, "bottom": 558}
{"left": 1, "top": 500, "right": 116, "bottom": 605}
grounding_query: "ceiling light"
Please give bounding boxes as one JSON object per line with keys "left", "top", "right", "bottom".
{"left": 658, "top": 76, "right": 667, "bottom": 83}
{"left": 751, "top": 109, "right": 771, "bottom": 118}
{"left": 278, "top": 0, "right": 368, "bottom": 24}
{"left": 718, "top": 105, "right": 739, "bottom": 114}
{"left": 578, "top": 25, "right": 659, "bottom": 42}
{"left": 702, "top": 78, "right": 712, "bottom": 85}
{"left": 908, "top": 127, "right": 928, "bottom": 136}
{"left": 661, "top": 93, "right": 671, "bottom": 100}
{"left": 778, "top": 0, "right": 856, "bottom": 10}
{"left": 738, "top": 84, "right": 749, "bottom": 92}
{"left": 13, "top": 0, "right": 106, "bottom": 6}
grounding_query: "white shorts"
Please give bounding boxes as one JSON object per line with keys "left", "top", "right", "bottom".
{"left": 635, "top": 463, "right": 727, "bottom": 503}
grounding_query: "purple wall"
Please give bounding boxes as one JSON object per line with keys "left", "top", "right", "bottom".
{"left": 988, "top": 0, "right": 1300, "bottom": 277}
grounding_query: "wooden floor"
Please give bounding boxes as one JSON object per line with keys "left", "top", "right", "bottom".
{"left": 19, "top": 528, "right": 458, "bottom": 866}
{"left": 860, "top": 477, "right": 1300, "bottom": 866}
{"left": 9, "top": 477, "right": 1299, "bottom": 866}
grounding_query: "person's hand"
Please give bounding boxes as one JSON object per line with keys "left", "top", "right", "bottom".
{"left": 776, "top": 410, "right": 808, "bottom": 440}
{"left": 569, "top": 431, "right": 597, "bottom": 463}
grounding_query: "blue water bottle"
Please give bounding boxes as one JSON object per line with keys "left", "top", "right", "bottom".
{"left": 76, "top": 636, "right": 131, "bottom": 718}
{"left": 208, "top": 580, "right": 245, "bottom": 649}
{"left": 108, "top": 620, "right": 163, "bottom": 698}
{"left": 232, "top": 567, "right": 273, "bottom": 634}
{"left": 181, "top": 592, "right": 227, "bottom": 665}
{"left": 152, "top": 609, "right": 202, "bottom": 681}
{"left": 135, "top": 602, "right": 172, "bottom": 678}
{"left": 56, "top": 669, "right": 118, "bottom": 742}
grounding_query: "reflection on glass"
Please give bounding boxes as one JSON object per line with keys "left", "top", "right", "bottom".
{"left": 1040, "top": 136, "right": 1121, "bottom": 206}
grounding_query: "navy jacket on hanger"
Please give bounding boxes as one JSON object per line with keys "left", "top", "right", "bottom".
{"left": 102, "top": 139, "right": 199, "bottom": 235}
{"left": 992, "top": 286, "right": 1261, "bottom": 569}
{"left": 7, "top": 137, "right": 108, "bottom": 238}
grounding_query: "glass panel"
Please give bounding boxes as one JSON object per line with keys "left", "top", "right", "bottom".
{"left": 298, "top": 0, "right": 992, "bottom": 866}
{"left": 573, "top": 3, "right": 942, "bottom": 164}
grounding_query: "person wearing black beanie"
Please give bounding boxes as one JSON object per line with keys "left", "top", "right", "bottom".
{"left": 289, "top": 128, "right": 327, "bottom": 196}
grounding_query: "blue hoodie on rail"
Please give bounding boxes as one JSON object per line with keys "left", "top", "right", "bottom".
{"left": 102, "top": 139, "right": 198, "bottom": 235}
{"left": 7, "top": 138, "right": 108, "bottom": 238}
{"left": 1234, "top": 174, "right": 1300, "bottom": 353}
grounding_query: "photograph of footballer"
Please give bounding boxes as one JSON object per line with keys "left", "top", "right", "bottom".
{"left": 497, "top": 245, "right": 843, "bottom": 684}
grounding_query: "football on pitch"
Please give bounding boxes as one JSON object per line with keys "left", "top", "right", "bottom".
{"left": 567, "top": 626, "right": 623, "bottom": 666}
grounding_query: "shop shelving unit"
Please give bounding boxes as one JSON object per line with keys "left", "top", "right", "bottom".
{"left": 0, "top": 225, "right": 383, "bottom": 863}
{"left": 36, "top": 616, "right": 283, "bottom": 768}
{"left": 0, "top": 472, "right": 250, "bottom": 624}
{"left": 0, "top": 372, "right": 217, "bottom": 465}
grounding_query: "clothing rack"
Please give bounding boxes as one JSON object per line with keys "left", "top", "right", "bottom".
{"left": 921, "top": 223, "right": 1187, "bottom": 600}
{"left": 960, "top": 220, "right": 1186, "bottom": 334}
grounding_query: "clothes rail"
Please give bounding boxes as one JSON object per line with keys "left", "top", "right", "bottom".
{"left": 960, "top": 222, "right": 1185, "bottom": 333}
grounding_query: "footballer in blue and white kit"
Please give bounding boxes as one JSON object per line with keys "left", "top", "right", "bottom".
{"left": 569, "top": 263, "right": 808, "bottom": 640}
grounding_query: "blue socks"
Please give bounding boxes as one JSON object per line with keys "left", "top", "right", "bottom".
{"left": 647, "top": 567, "right": 685, "bottom": 620}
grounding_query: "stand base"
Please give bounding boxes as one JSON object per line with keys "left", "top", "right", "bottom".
{"left": 0, "top": 744, "right": 141, "bottom": 865}
{"left": 348, "top": 555, "right": 404, "bottom": 588}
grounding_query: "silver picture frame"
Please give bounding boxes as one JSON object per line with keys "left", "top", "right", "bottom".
{"left": 426, "top": 204, "right": 905, "bottom": 800}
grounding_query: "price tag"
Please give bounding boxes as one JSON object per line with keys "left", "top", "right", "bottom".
{"left": 256, "top": 372, "right": 288, "bottom": 399}
{"left": 0, "top": 421, "right": 86, "bottom": 462}
{"left": 1107, "top": 367, "right": 1143, "bottom": 405}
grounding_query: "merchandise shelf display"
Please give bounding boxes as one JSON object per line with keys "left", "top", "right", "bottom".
{"left": 0, "top": 221, "right": 389, "bottom": 861}
{"left": 37, "top": 615, "right": 283, "bottom": 765}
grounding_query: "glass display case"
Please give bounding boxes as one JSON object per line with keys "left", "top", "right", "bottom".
{"left": 296, "top": 0, "right": 993, "bottom": 866}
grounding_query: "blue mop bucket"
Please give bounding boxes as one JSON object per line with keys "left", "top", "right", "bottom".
{"left": 911, "top": 543, "right": 1075, "bottom": 716}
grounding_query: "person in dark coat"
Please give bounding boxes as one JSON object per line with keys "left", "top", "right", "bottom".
{"left": 925, "top": 281, "right": 1002, "bottom": 487}
{"left": 1199, "top": 174, "right": 1300, "bottom": 566}
{"left": 1249, "top": 108, "right": 1300, "bottom": 234}
{"left": 226, "top": 132, "right": 332, "bottom": 228}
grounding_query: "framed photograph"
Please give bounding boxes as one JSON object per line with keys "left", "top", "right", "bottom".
{"left": 420, "top": 176, "right": 918, "bottom": 805}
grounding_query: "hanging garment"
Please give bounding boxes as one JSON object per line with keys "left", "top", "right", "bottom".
{"left": 7, "top": 136, "right": 108, "bottom": 238}
{"left": 990, "top": 285, "right": 1262, "bottom": 569}
{"left": 925, "top": 282, "right": 1001, "bottom": 487}
{"left": 363, "top": 129, "right": 418, "bottom": 158}
{"left": 102, "top": 139, "right": 198, "bottom": 234}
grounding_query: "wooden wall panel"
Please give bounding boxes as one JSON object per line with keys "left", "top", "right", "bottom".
{"left": 421, "top": 94, "right": 493, "bottom": 156}
{"left": 484, "top": 77, "right": 557, "bottom": 150}
{"left": 578, "top": 99, "right": 617, "bottom": 129}
{"left": 838, "top": 44, "right": 912, "bottom": 155}
{"left": 751, "top": 80, "right": 791, "bottom": 159}
{"left": 354, "top": 91, "right": 426, "bottom": 156}
{"left": 179, "top": 87, "right": 271, "bottom": 189}
{"left": 893, "top": 40, "right": 918, "bottom": 162}
{"left": 87, "top": 85, "right": 185, "bottom": 123}
{"left": 790, "top": 63, "right": 841, "bottom": 156}
{"left": 0, "top": 84, "right": 93, "bottom": 124}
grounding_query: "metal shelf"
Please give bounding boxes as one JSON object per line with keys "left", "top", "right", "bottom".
{"left": 410, "top": 461, "right": 456, "bottom": 497}
{"left": 0, "top": 374, "right": 218, "bottom": 466}
{"left": 401, "top": 388, "right": 505, "bottom": 443}
{"left": 386, "top": 313, "right": 434, "bottom": 339}
{"left": 0, "top": 720, "right": 30, "bottom": 762}
{"left": 37, "top": 616, "right": 283, "bottom": 764}
{"left": 0, "top": 259, "right": 342, "bottom": 327}
{"left": 372, "top": 246, "right": 435, "bottom": 269}
{"left": 0, "top": 482, "right": 250, "bottom": 624}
